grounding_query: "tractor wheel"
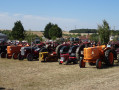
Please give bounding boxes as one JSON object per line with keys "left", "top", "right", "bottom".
{"left": 12, "top": 53, "right": 18, "bottom": 59}
{"left": 73, "top": 60, "right": 78, "bottom": 64}
{"left": 88, "top": 62, "right": 96, "bottom": 66}
{"left": 76, "top": 44, "right": 85, "bottom": 60}
{"left": 6, "top": 54, "right": 12, "bottom": 59}
{"left": 105, "top": 49, "right": 114, "bottom": 66}
{"left": 65, "top": 59, "right": 69, "bottom": 65}
{"left": 96, "top": 59, "right": 102, "bottom": 69}
{"left": 18, "top": 53, "right": 24, "bottom": 60}
{"left": 79, "top": 59, "right": 85, "bottom": 68}
{"left": 0, "top": 52, "right": 6, "bottom": 58}
{"left": 27, "top": 53, "right": 33, "bottom": 61}
{"left": 55, "top": 45, "right": 64, "bottom": 59}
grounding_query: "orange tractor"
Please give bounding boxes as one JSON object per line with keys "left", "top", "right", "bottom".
{"left": 6, "top": 45, "right": 23, "bottom": 59}
{"left": 79, "top": 45, "right": 116, "bottom": 69}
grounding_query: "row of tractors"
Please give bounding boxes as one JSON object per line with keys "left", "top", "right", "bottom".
{"left": 0, "top": 39, "right": 119, "bottom": 69}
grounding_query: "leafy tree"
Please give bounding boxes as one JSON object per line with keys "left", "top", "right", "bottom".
{"left": 98, "top": 20, "right": 110, "bottom": 44}
{"left": 49, "top": 24, "right": 62, "bottom": 39}
{"left": 44, "top": 22, "right": 53, "bottom": 39}
{"left": 90, "top": 33, "right": 99, "bottom": 43}
{"left": 11, "top": 21, "right": 25, "bottom": 40}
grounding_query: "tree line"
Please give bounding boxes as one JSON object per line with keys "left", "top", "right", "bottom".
{"left": 69, "top": 29, "right": 97, "bottom": 33}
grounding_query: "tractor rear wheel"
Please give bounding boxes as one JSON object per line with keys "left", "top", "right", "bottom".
{"left": 76, "top": 44, "right": 85, "bottom": 60}
{"left": 96, "top": 59, "right": 102, "bottom": 69}
{"left": 79, "top": 59, "right": 85, "bottom": 68}
{"left": 27, "top": 53, "right": 33, "bottom": 61}
{"left": 0, "top": 52, "right": 6, "bottom": 58}
{"left": 12, "top": 53, "right": 18, "bottom": 59}
{"left": 55, "top": 45, "right": 64, "bottom": 59}
{"left": 18, "top": 53, "right": 24, "bottom": 60}
{"left": 105, "top": 50, "right": 114, "bottom": 66}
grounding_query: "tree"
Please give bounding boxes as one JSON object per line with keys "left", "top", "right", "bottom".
{"left": 98, "top": 20, "right": 110, "bottom": 44}
{"left": 90, "top": 33, "right": 99, "bottom": 43}
{"left": 49, "top": 24, "right": 62, "bottom": 39}
{"left": 11, "top": 21, "right": 25, "bottom": 40}
{"left": 44, "top": 22, "right": 53, "bottom": 39}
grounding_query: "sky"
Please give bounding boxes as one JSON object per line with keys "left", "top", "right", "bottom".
{"left": 0, "top": 0, "right": 119, "bottom": 31}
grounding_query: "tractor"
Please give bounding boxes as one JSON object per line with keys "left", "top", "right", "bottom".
{"left": 18, "top": 42, "right": 45, "bottom": 61}
{"left": 79, "top": 45, "right": 116, "bottom": 69}
{"left": 59, "top": 45, "right": 79, "bottom": 64}
{"left": 39, "top": 42, "right": 59, "bottom": 62}
{"left": 6, "top": 45, "right": 22, "bottom": 59}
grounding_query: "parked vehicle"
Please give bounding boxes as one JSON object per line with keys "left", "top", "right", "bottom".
{"left": 6, "top": 45, "right": 22, "bottom": 59}
{"left": 79, "top": 45, "right": 116, "bottom": 69}
{"left": 59, "top": 45, "right": 79, "bottom": 64}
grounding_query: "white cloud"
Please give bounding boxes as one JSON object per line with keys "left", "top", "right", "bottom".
{"left": 0, "top": 12, "right": 79, "bottom": 31}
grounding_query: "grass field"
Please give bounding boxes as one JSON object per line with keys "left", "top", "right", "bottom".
{"left": 0, "top": 58, "right": 119, "bottom": 90}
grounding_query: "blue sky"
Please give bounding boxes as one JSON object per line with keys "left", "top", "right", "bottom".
{"left": 0, "top": 0, "right": 119, "bottom": 31}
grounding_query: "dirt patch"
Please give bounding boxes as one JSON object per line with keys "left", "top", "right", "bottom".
{"left": 0, "top": 58, "right": 119, "bottom": 90}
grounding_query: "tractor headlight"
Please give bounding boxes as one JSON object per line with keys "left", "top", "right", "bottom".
{"left": 10, "top": 48, "right": 12, "bottom": 51}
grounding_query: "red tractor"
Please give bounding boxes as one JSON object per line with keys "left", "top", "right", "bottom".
{"left": 59, "top": 45, "right": 79, "bottom": 64}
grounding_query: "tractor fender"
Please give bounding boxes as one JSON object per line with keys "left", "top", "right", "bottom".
{"left": 76, "top": 44, "right": 85, "bottom": 60}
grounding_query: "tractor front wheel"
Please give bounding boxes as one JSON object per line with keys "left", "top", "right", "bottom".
{"left": 96, "top": 59, "right": 102, "bottom": 69}
{"left": 12, "top": 53, "right": 18, "bottom": 59}
{"left": 79, "top": 59, "right": 85, "bottom": 68}
{"left": 18, "top": 53, "right": 24, "bottom": 60}
{"left": 0, "top": 52, "right": 6, "bottom": 58}
{"left": 27, "top": 53, "right": 33, "bottom": 61}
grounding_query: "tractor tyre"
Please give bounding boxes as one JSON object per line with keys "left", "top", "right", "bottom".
{"left": 0, "top": 52, "right": 6, "bottom": 58}
{"left": 6, "top": 54, "right": 12, "bottom": 59}
{"left": 88, "top": 62, "right": 96, "bottom": 66}
{"left": 96, "top": 59, "right": 102, "bottom": 69}
{"left": 55, "top": 45, "right": 64, "bottom": 59}
{"left": 73, "top": 60, "right": 78, "bottom": 64}
{"left": 27, "top": 53, "right": 33, "bottom": 61}
{"left": 12, "top": 53, "right": 18, "bottom": 60}
{"left": 65, "top": 59, "right": 69, "bottom": 65}
{"left": 79, "top": 58, "right": 85, "bottom": 68}
{"left": 18, "top": 53, "right": 24, "bottom": 60}
{"left": 105, "top": 49, "right": 114, "bottom": 66}
{"left": 76, "top": 44, "right": 85, "bottom": 60}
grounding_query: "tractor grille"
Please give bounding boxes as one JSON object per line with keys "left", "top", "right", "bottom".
{"left": 21, "top": 47, "right": 25, "bottom": 55}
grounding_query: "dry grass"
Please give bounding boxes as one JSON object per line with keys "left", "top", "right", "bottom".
{"left": 0, "top": 58, "right": 119, "bottom": 90}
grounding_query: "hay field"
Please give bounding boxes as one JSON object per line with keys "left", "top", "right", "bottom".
{"left": 0, "top": 58, "right": 119, "bottom": 90}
